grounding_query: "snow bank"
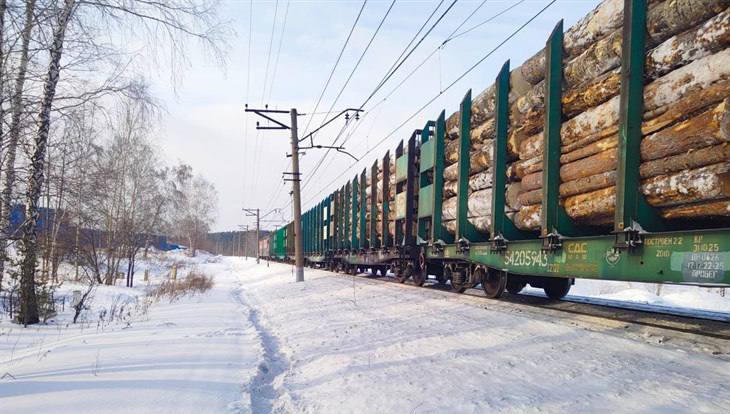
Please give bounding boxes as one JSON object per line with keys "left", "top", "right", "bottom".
{"left": 0, "top": 252, "right": 261, "bottom": 414}
{"left": 235, "top": 262, "right": 730, "bottom": 413}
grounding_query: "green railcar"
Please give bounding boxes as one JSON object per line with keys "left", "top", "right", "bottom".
{"left": 286, "top": 0, "right": 730, "bottom": 299}
{"left": 265, "top": 226, "right": 289, "bottom": 262}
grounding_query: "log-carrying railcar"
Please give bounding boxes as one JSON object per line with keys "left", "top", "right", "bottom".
{"left": 263, "top": 0, "right": 730, "bottom": 299}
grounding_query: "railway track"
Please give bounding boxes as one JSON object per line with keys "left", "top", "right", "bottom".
{"left": 321, "top": 268, "right": 730, "bottom": 357}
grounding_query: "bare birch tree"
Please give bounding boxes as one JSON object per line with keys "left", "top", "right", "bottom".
{"left": 0, "top": 0, "right": 6, "bottom": 292}
{"left": 0, "top": 0, "right": 38, "bottom": 283}
{"left": 13, "top": 0, "right": 226, "bottom": 323}
{"left": 168, "top": 165, "right": 217, "bottom": 257}
{"left": 18, "top": 0, "right": 76, "bottom": 325}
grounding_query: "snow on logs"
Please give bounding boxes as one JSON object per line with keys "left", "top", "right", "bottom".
{"left": 439, "top": 0, "right": 730, "bottom": 234}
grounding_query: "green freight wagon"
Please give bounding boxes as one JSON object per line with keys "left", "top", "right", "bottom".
{"left": 286, "top": 0, "right": 730, "bottom": 298}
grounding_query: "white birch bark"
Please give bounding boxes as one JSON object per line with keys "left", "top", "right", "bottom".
{"left": 19, "top": 0, "right": 77, "bottom": 325}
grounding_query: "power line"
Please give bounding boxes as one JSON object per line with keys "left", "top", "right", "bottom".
{"left": 265, "top": 0, "right": 367, "bottom": 213}
{"left": 300, "top": 0, "right": 368, "bottom": 138}
{"left": 337, "top": 0, "right": 525, "bottom": 151}
{"left": 301, "top": 0, "right": 457, "bottom": 192}
{"left": 334, "top": 0, "right": 522, "bottom": 158}
{"left": 266, "top": 0, "right": 291, "bottom": 103}
{"left": 320, "top": 0, "right": 396, "bottom": 125}
{"left": 258, "top": 1, "right": 292, "bottom": 211}
{"left": 361, "top": 0, "right": 458, "bottom": 109}
{"left": 251, "top": 1, "right": 282, "bottom": 206}
{"left": 301, "top": 0, "right": 557, "bottom": 209}
{"left": 242, "top": 0, "right": 254, "bottom": 201}
{"left": 296, "top": 0, "right": 396, "bottom": 191}
{"left": 449, "top": 0, "right": 526, "bottom": 41}
{"left": 260, "top": 0, "right": 280, "bottom": 105}
{"left": 364, "top": 0, "right": 446, "bottom": 108}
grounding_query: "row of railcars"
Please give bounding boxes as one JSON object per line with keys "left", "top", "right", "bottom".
{"left": 263, "top": 0, "right": 730, "bottom": 299}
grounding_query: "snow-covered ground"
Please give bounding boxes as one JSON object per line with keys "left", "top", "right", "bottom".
{"left": 545, "top": 279, "right": 730, "bottom": 314}
{"left": 1, "top": 252, "right": 729, "bottom": 413}
{"left": 0, "top": 252, "right": 262, "bottom": 413}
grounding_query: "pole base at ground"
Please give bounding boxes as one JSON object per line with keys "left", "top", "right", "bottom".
{"left": 296, "top": 266, "right": 304, "bottom": 282}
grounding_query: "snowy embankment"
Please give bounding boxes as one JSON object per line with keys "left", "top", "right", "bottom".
{"left": 536, "top": 279, "right": 730, "bottom": 314}
{"left": 238, "top": 262, "right": 730, "bottom": 413}
{"left": 0, "top": 252, "right": 262, "bottom": 414}
{"left": 1, "top": 253, "right": 729, "bottom": 413}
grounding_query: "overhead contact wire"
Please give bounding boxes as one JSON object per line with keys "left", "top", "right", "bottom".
{"left": 303, "top": 0, "right": 556, "bottom": 208}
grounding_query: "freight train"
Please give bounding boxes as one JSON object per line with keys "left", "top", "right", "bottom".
{"left": 260, "top": 0, "right": 730, "bottom": 299}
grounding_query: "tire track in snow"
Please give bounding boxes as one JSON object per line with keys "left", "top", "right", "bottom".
{"left": 231, "top": 287, "right": 291, "bottom": 414}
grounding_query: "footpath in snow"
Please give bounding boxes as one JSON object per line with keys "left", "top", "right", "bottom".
{"left": 0, "top": 255, "right": 262, "bottom": 414}
{"left": 1, "top": 254, "right": 729, "bottom": 413}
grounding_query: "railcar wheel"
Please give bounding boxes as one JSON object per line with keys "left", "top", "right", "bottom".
{"left": 481, "top": 268, "right": 507, "bottom": 299}
{"left": 397, "top": 264, "right": 413, "bottom": 283}
{"left": 544, "top": 278, "right": 572, "bottom": 300}
{"left": 413, "top": 249, "right": 428, "bottom": 286}
{"left": 412, "top": 267, "right": 426, "bottom": 286}
{"left": 506, "top": 279, "right": 526, "bottom": 295}
{"left": 450, "top": 266, "right": 467, "bottom": 293}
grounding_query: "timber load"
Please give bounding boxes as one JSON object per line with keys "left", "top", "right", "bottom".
{"left": 439, "top": 0, "right": 730, "bottom": 234}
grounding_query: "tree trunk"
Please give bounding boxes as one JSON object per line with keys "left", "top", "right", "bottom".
{"left": 18, "top": 0, "right": 76, "bottom": 325}
{"left": 561, "top": 134, "right": 618, "bottom": 165}
{"left": 442, "top": 189, "right": 493, "bottom": 221}
{"left": 515, "top": 162, "right": 730, "bottom": 229}
{"left": 517, "top": 188, "right": 542, "bottom": 207}
{"left": 518, "top": 0, "right": 728, "bottom": 86}
{"left": 471, "top": 118, "right": 495, "bottom": 143}
{"left": 443, "top": 147, "right": 493, "bottom": 181}
{"left": 514, "top": 204, "right": 542, "bottom": 231}
{"left": 518, "top": 99, "right": 730, "bottom": 194}
{"left": 640, "top": 142, "right": 730, "bottom": 178}
{"left": 442, "top": 170, "right": 493, "bottom": 200}
{"left": 513, "top": 156, "right": 542, "bottom": 179}
{"left": 519, "top": 49, "right": 730, "bottom": 160}
{"left": 641, "top": 99, "right": 730, "bottom": 161}
{"left": 444, "top": 216, "right": 492, "bottom": 234}
{"left": 0, "top": 0, "right": 5, "bottom": 292}
{"left": 642, "top": 162, "right": 730, "bottom": 207}
{"left": 661, "top": 199, "right": 730, "bottom": 219}
{"left": 0, "top": 0, "right": 37, "bottom": 284}
{"left": 560, "top": 170, "right": 617, "bottom": 198}
{"left": 520, "top": 148, "right": 730, "bottom": 209}
{"left": 506, "top": 182, "right": 523, "bottom": 211}
{"left": 564, "top": 162, "right": 730, "bottom": 221}
{"left": 524, "top": 149, "right": 619, "bottom": 195}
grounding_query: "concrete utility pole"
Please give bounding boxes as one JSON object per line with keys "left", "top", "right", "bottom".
{"left": 245, "top": 105, "right": 361, "bottom": 283}
{"left": 237, "top": 224, "right": 248, "bottom": 259}
{"left": 243, "top": 208, "right": 260, "bottom": 264}
{"left": 289, "top": 109, "right": 304, "bottom": 282}
{"left": 243, "top": 225, "right": 249, "bottom": 260}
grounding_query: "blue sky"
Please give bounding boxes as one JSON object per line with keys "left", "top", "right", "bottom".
{"left": 150, "top": 0, "right": 601, "bottom": 231}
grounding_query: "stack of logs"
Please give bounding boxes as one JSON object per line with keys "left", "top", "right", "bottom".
{"left": 375, "top": 158, "right": 396, "bottom": 238}
{"left": 441, "top": 0, "right": 730, "bottom": 234}
{"left": 441, "top": 138, "right": 498, "bottom": 233}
